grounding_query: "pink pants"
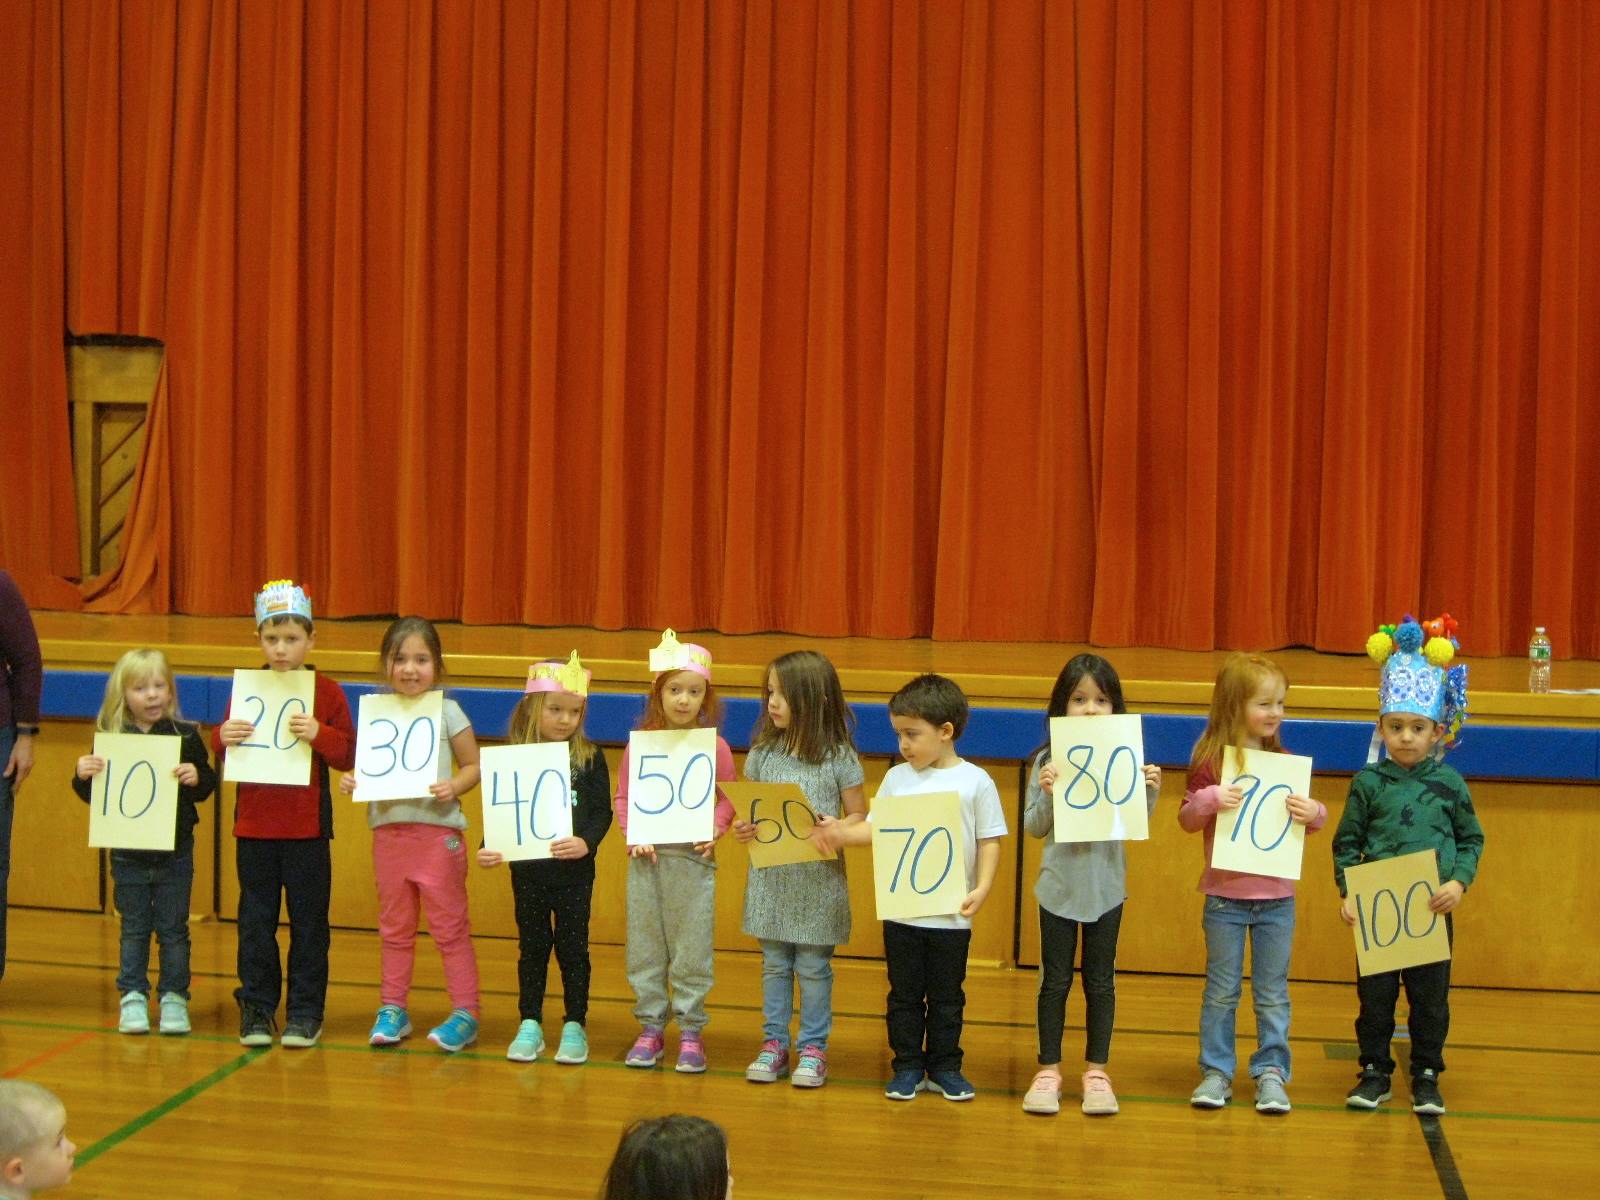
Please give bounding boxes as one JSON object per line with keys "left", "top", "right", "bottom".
{"left": 372, "top": 823, "right": 479, "bottom": 1014}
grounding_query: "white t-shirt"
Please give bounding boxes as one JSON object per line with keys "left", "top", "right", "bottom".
{"left": 871, "top": 758, "right": 1008, "bottom": 930}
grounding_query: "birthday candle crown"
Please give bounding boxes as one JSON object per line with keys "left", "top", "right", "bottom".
{"left": 254, "top": 579, "right": 313, "bottom": 626}
{"left": 1365, "top": 613, "right": 1469, "bottom": 754}
{"left": 525, "top": 651, "right": 591, "bottom": 697}
{"left": 648, "top": 628, "right": 712, "bottom": 680}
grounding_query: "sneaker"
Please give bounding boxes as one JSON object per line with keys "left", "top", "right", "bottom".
{"left": 1190, "top": 1070, "right": 1232, "bottom": 1108}
{"left": 427, "top": 1009, "right": 479, "bottom": 1053}
{"left": 1411, "top": 1068, "right": 1446, "bottom": 1115}
{"left": 369, "top": 1005, "right": 412, "bottom": 1046}
{"left": 119, "top": 992, "right": 150, "bottom": 1035}
{"left": 884, "top": 1069, "right": 923, "bottom": 1101}
{"left": 923, "top": 1070, "right": 976, "bottom": 1101}
{"left": 238, "top": 1003, "right": 275, "bottom": 1047}
{"left": 281, "top": 1017, "right": 322, "bottom": 1048}
{"left": 1081, "top": 1068, "right": 1120, "bottom": 1116}
{"left": 553, "top": 1021, "right": 589, "bottom": 1065}
{"left": 1254, "top": 1067, "right": 1291, "bottom": 1113}
{"left": 745, "top": 1039, "right": 789, "bottom": 1083}
{"left": 157, "top": 992, "right": 190, "bottom": 1036}
{"left": 1346, "top": 1065, "right": 1392, "bottom": 1110}
{"left": 506, "top": 1018, "right": 545, "bottom": 1062}
{"left": 625, "top": 1026, "right": 665, "bottom": 1068}
{"left": 791, "top": 1045, "right": 827, "bottom": 1089}
{"left": 1022, "top": 1068, "right": 1062, "bottom": 1115}
{"left": 675, "top": 1032, "right": 707, "bottom": 1073}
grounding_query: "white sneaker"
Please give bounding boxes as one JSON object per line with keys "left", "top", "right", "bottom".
{"left": 158, "top": 992, "right": 191, "bottom": 1035}
{"left": 119, "top": 992, "right": 150, "bottom": 1035}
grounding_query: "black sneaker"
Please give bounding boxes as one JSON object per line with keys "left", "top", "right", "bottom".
{"left": 239, "top": 1004, "right": 276, "bottom": 1048}
{"left": 1345, "top": 1065, "right": 1391, "bottom": 1109}
{"left": 281, "top": 1017, "right": 323, "bottom": 1049}
{"left": 1411, "top": 1069, "right": 1446, "bottom": 1115}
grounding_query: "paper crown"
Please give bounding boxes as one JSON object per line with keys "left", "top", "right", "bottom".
{"left": 254, "top": 579, "right": 313, "bottom": 626}
{"left": 525, "top": 651, "right": 591, "bottom": 698}
{"left": 1365, "top": 613, "right": 1468, "bottom": 755}
{"left": 648, "top": 628, "right": 712, "bottom": 680}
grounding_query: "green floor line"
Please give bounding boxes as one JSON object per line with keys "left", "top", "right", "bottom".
{"left": 74, "top": 1050, "right": 267, "bottom": 1169}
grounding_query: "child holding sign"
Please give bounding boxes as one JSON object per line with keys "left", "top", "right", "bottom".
{"left": 476, "top": 655, "right": 611, "bottom": 1065}
{"left": 72, "top": 649, "right": 215, "bottom": 1036}
{"left": 339, "top": 617, "right": 482, "bottom": 1052}
{"left": 731, "top": 650, "right": 865, "bottom": 1088}
{"left": 1333, "top": 616, "right": 1481, "bottom": 1115}
{"left": 615, "top": 631, "right": 735, "bottom": 1074}
{"left": 818, "top": 674, "right": 1008, "bottom": 1103}
{"left": 214, "top": 580, "right": 354, "bottom": 1049}
{"left": 1021, "top": 654, "right": 1159, "bottom": 1116}
{"left": 1179, "top": 653, "right": 1325, "bottom": 1113}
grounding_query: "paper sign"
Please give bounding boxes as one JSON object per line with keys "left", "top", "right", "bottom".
{"left": 353, "top": 691, "right": 444, "bottom": 802}
{"left": 871, "top": 790, "right": 966, "bottom": 921}
{"left": 1345, "top": 851, "right": 1453, "bottom": 976}
{"left": 625, "top": 727, "right": 718, "bottom": 845}
{"left": 723, "top": 782, "right": 836, "bottom": 868}
{"left": 224, "top": 669, "right": 314, "bottom": 786}
{"left": 480, "top": 742, "right": 574, "bottom": 862}
{"left": 1048, "top": 714, "right": 1149, "bottom": 842}
{"left": 1210, "top": 746, "right": 1313, "bottom": 879}
{"left": 88, "top": 732, "right": 181, "bottom": 851}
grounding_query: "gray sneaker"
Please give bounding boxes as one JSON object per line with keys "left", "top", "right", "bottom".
{"left": 1254, "top": 1067, "right": 1291, "bottom": 1113}
{"left": 1190, "top": 1070, "right": 1232, "bottom": 1108}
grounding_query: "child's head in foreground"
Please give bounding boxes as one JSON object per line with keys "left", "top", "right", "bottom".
{"left": 600, "top": 1113, "right": 729, "bottom": 1200}
{"left": 0, "top": 1082, "right": 73, "bottom": 1197}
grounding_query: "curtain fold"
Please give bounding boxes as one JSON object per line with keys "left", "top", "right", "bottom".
{"left": 8, "top": 0, "right": 1597, "bottom": 655}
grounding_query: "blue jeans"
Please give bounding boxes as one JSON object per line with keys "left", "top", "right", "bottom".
{"left": 759, "top": 939, "right": 835, "bottom": 1050}
{"left": 110, "top": 845, "right": 195, "bottom": 998}
{"left": 1198, "top": 895, "right": 1295, "bottom": 1079}
{"left": 0, "top": 726, "right": 12, "bottom": 980}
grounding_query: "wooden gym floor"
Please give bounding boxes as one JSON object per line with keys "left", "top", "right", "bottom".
{"left": 2, "top": 908, "right": 1595, "bottom": 1199}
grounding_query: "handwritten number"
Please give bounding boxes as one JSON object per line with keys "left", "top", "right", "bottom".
{"left": 238, "top": 696, "right": 269, "bottom": 748}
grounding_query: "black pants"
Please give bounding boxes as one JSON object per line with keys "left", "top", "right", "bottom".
{"left": 1354, "top": 915, "right": 1453, "bottom": 1076}
{"left": 510, "top": 864, "right": 594, "bottom": 1025}
{"left": 883, "top": 920, "right": 972, "bottom": 1075}
{"left": 235, "top": 838, "right": 331, "bottom": 1022}
{"left": 1037, "top": 902, "right": 1122, "bottom": 1065}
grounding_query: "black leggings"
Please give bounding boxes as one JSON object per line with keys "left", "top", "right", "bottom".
{"left": 509, "top": 866, "right": 594, "bottom": 1025}
{"left": 1036, "top": 902, "right": 1123, "bottom": 1065}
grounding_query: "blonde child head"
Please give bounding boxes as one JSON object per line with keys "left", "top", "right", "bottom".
{"left": 1190, "top": 652, "right": 1288, "bottom": 777}
{"left": 97, "top": 648, "right": 181, "bottom": 732}
{"left": 750, "top": 649, "right": 855, "bottom": 763}
{"left": 0, "top": 1080, "right": 74, "bottom": 1196}
{"left": 509, "top": 657, "right": 599, "bottom": 767}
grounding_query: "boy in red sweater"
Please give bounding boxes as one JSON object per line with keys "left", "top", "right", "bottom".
{"left": 213, "top": 581, "right": 354, "bottom": 1048}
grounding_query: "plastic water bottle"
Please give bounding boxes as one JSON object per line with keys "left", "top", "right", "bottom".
{"left": 1528, "top": 627, "right": 1552, "bottom": 693}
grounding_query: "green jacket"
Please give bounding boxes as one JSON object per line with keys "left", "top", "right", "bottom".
{"left": 1332, "top": 757, "right": 1484, "bottom": 896}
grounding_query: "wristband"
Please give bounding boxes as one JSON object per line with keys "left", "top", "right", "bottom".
{"left": 13, "top": 724, "right": 39, "bottom": 737}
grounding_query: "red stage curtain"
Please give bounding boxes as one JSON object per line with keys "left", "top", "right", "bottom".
{"left": 11, "top": 0, "right": 1600, "bottom": 655}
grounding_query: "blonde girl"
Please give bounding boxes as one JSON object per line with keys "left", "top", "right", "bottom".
{"left": 339, "top": 617, "right": 482, "bottom": 1053}
{"left": 1178, "top": 653, "right": 1325, "bottom": 1113}
{"left": 731, "top": 650, "right": 864, "bottom": 1089}
{"left": 476, "top": 654, "right": 612, "bottom": 1065}
{"left": 72, "top": 649, "right": 215, "bottom": 1036}
{"left": 614, "top": 631, "right": 735, "bottom": 1074}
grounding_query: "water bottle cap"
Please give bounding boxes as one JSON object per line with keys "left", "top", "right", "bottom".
{"left": 1534, "top": 626, "right": 1546, "bottom": 633}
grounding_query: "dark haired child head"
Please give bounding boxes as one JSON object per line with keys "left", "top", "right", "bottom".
{"left": 1045, "top": 653, "right": 1128, "bottom": 719}
{"left": 600, "top": 1114, "right": 729, "bottom": 1200}
{"left": 887, "top": 673, "right": 968, "bottom": 771}
{"left": 751, "top": 649, "right": 856, "bottom": 764}
{"left": 379, "top": 616, "right": 446, "bottom": 698}
{"left": 253, "top": 579, "right": 315, "bottom": 670}
{"left": 0, "top": 1081, "right": 74, "bottom": 1198}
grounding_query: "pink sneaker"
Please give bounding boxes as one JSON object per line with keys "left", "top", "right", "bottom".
{"left": 791, "top": 1044, "right": 828, "bottom": 1088}
{"left": 1023, "top": 1067, "right": 1062, "bottom": 1114}
{"left": 745, "top": 1039, "right": 789, "bottom": 1083}
{"left": 676, "top": 1031, "right": 707, "bottom": 1073}
{"left": 624, "top": 1026, "right": 664, "bottom": 1068}
{"left": 1081, "top": 1068, "right": 1119, "bottom": 1115}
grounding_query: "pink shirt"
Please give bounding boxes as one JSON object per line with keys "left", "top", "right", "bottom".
{"left": 612, "top": 734, "right": 736, "bottom": 840}
{"left": 1178, "top": 760, "right": 1327, "bottom": 900}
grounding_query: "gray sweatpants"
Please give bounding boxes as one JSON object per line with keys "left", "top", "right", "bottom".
{"left": 626, "top": 849, "right": 716, "bottom": 1033}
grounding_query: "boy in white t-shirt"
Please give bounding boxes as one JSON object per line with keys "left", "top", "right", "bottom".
{"left": 817, "top": 674, "right": 1008, "bottom": 1102}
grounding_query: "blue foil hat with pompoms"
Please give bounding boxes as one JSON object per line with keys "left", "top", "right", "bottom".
{"left": 1365, "top": 613, "right": 1469, "bottom": 760}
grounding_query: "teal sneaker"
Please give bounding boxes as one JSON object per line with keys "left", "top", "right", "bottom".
{"left": 553, "top": 1021, "right": 589, "bottom": 1065}
{"left": 368, "top": 1005, "right": 412, "bottom": 1046}
{"left": 119, "top": 992, "right": 150, "bottom": 1035}
{"left": 158, "top": 992, "right": 191, "bottom": 1036}
{"left": 506, "top": 1019, "right": 544, "bottom": 1062}
{"left": 428, "top": 1008, "right": 479, "bottom": 1053}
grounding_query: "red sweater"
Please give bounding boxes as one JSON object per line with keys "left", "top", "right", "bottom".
{"left": 212, "top": 669, "right": 355, "bottom": 839}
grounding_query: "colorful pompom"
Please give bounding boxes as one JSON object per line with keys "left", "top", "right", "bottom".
{"left": 1366, "top": 631, "right": 1395, "bottom": 663}
{"left": 1394, "top": 619, "right": 1424, "bottom": 654}
{"left": 1423, "top": 636, "right": 1455, "bottom": 668}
